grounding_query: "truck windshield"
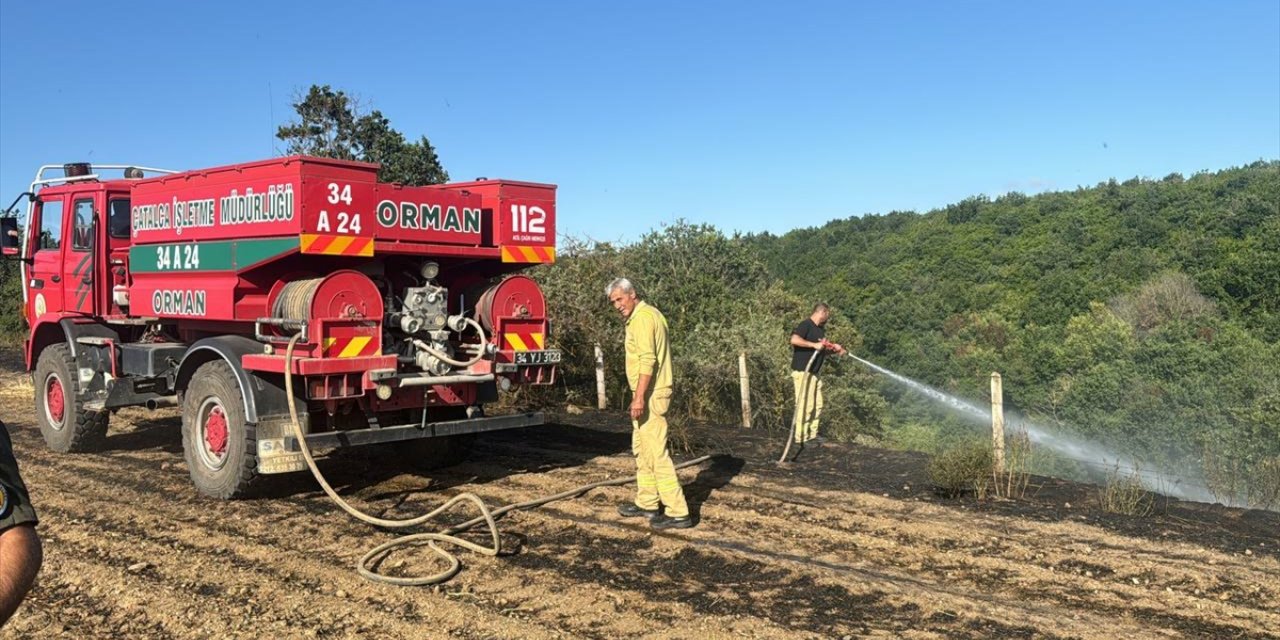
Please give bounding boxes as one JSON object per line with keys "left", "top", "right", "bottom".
{"left": 109, "top": 198, "right": 130, "bottom": 239}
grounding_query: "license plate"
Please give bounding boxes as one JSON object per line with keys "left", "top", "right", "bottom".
{"left": 515, "top": 350, "right": 562, "bottom": 365}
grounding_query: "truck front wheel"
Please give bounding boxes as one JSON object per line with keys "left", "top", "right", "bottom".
{"left": 34, "top": 344, "right": 108, "bottom": 452}
{"left": 182, "top": 360, "right": 257, "bottom": 499}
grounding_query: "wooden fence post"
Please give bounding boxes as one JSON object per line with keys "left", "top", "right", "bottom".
{"left": 595, "top": 343, "right": 607, "bottom": 410}
{"left": 739, "top": 351, "right": 752, "bottom": 428}
{"left": 991, "top": 372, "right": 1006, "bottom": 474}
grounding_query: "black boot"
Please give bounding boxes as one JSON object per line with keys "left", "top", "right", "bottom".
{"left": 617, "top": 502, "right": 660, "bottom": 519}
{"left": 651, "top": 514, "right": 695, "bottom": 530}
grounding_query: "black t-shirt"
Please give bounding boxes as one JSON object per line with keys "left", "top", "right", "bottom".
{"left": 1, "top": 420, "right": 38, "bottom": 532}
{"left": 791, "top": 318, "right": 827, "bottom": 374}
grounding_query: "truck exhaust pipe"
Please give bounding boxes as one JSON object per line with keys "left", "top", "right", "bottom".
{"left": 146, "top": 397, "right": 178, "bottom": 410}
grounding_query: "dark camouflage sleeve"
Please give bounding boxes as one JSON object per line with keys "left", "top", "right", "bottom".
{"left": 0, "top": 421, "right": 38, "bottom": 531}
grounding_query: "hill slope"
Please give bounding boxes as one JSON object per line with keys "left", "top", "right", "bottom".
{"left": 748, "top": 161, "right": 1280, "bottom": 498}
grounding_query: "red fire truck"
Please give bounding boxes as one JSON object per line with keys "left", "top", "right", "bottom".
{"left": 0, "top": 157, "right": 560, "bottom": 498}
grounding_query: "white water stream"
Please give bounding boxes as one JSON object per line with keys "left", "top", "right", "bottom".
{"left": 847, "top": 354, "right": 1218, "bottom": 503}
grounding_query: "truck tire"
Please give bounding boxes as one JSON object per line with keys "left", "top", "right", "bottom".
{"left": 182, "top": 360, "right": 257, "bottom": 499}
{"left": 34, "top": 344, "right": 109, "bottom": 453}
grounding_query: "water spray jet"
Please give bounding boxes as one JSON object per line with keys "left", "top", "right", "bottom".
{"left": 844, "top": 353, "right": 1219, "bottom": 504}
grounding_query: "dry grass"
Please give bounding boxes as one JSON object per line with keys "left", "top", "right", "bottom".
{"left": 1246, "top": 457, "right": 1280, "bottom": 511}
{"left": 0, "top": 368, "right": 32, "bottom": 400}
{"left": 1098, "top": 466, "right": 1154, "bottom": 516}
{"left": 993, "top": 428, "right": 1032, "bottom": 499}
{"left": 1202, "top": 442, "right": 1280, "bottom": 510}
{"left": 1203, "top": 441, "right": 1247, "bottom": 507}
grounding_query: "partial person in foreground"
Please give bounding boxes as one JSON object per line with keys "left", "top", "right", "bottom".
{"left": 789, "top": 303, "right": 845, "bottom": 450}
{"left": 1, "top": 419, "right": 42, "bottom": 628}
{"left": 606, "top": 278, "right": 694, "bottom": 529}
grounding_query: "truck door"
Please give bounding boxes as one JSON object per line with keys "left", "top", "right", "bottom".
{"left": 104, "top": 195, "right": 131, "bottom": 315}
{"left": 26, "top": 194, "right": 67, "bottom": 322}
{"left": 64, "top": 195, "right": 97, "bottom": 314}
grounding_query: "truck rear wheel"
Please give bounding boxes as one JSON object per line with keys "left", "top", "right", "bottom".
{"left": 34, "top": 344, "right": 108, "bottom": 453}
{"left": 182, "top": 360, "right": 257, "bottom": 499}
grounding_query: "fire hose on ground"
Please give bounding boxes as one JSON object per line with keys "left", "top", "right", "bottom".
{"left": 282, "top": 333, "right": 712, "bottom": 586}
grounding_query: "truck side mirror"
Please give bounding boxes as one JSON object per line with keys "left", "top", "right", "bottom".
{"left": 0, "top": 217, "right": 19, "bottom": 256}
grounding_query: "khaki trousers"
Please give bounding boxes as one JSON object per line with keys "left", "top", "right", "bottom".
{"left": 791, "top": 371, "right": 824, "bottom": 443}
{"left": 631, "top": 390, "right": 689, "bottom": 518}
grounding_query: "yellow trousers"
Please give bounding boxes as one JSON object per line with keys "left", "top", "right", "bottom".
{"left": 791, "top": 371, "right": 824, "bottom": 443}
{"left": 631, "top": 390, "right": 689, "bottom": 518}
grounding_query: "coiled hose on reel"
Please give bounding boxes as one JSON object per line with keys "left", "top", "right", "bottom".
{"left": 273, "top": 278, "right": 325, "bottom": 321}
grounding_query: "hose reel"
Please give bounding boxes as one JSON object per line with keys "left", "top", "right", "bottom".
{"left": 475, "top": 275, "right": 546, "bottom": 332}
{"left": 269, "top": 271, "right": 384, "bottom": 321}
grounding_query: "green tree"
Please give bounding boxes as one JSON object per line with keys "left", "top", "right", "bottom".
{"left": 276, "top": 84, "right": 448, "bottom": 186}
{"left": 0, "top": 208, "right": 23, "bottom": 342}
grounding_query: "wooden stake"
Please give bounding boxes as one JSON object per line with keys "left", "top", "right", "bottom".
{"left": 739, "top": 351, "right": 752, "bottom": 428}
{"left": 991, "top": 372, "right": 1006, "bottom": 475}
{"left": 594, "top": 343, "right": 607, "bottom": 410}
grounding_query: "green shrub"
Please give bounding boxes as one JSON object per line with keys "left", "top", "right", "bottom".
{"left": 929, "top": 440, "right": 993, "bottom": 499}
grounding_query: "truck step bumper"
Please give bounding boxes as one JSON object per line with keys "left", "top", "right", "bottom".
{"left": 283, "top": 412, "right": 544, "bottom": 451}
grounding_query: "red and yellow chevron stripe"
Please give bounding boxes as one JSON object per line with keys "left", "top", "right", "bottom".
{"left": 301, "top": 234, "right": 374, "bottom": 257}
{"left": 322, "top": 336, "right": 381, "bottom": 358}
{"left": 501, "top": 245, "right": 556, "bottom": 263}
{"left": 503, "top": 332, "right": 546, "bottom": 351}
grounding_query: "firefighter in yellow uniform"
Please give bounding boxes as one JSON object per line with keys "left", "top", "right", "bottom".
{"left": 788, "top": 303, "right": 845, "bottom": 452}
{"left": 606, "top": 278, "right": 693, "bottom": 529}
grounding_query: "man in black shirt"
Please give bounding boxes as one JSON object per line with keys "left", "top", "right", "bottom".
{"left": 789, "top": 303, "right": 845, "bottom": 447}
{"left": 1, "top": 419, "right": 42, "bottom": 628}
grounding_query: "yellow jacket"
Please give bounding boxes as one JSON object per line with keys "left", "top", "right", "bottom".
{"left": 625, "top": 301, "right": 673, "bottom": 395}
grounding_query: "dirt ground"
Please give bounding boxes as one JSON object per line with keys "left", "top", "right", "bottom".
{"left": 1, "top": 350, "right": 1277, "bottom": 639}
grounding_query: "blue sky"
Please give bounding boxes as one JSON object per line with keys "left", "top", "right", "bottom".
{"left": 1, "top": 1, "right": 1277, "bottom": 242}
